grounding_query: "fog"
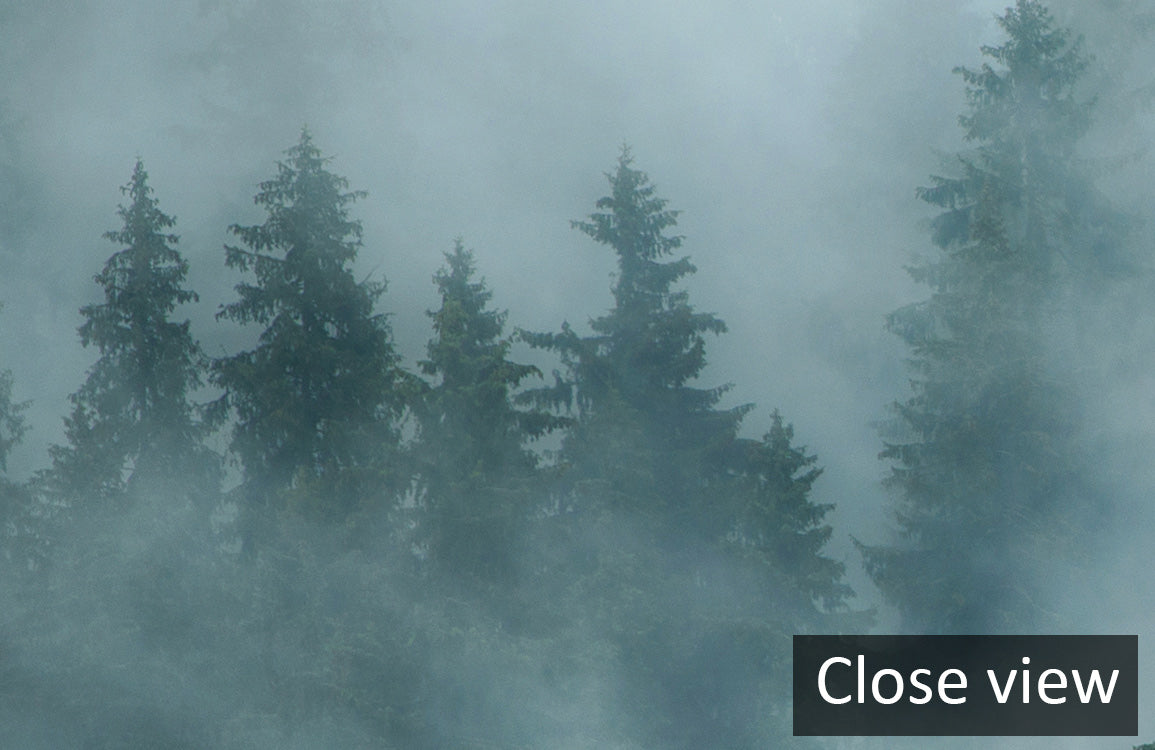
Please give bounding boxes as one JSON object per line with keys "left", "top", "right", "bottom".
{"left": 0, "top": 0, "right": 1152, "bottom": 746}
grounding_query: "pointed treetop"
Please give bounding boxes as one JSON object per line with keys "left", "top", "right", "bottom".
{"left": 956, "top": 0, "right": 1090, "bottom": 147}
{"left": 102, "top": 159, "right": 180, "bottom": 261}
{"left": 574, "top": 145, "right": 684, "bottom": 264}
{"left": 422, "top": 238, "right": 506, "bottom": 383}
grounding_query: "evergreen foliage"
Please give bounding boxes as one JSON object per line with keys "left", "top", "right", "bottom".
{"left": 0, "top": 353, "right": 35, "bottom": 570}
{"left": 523, "top": 147, "right": 742, "bottom": 532}
{"left": 727, "top": 411, "right": 852, "bottom": 612}
{"left": 523, "top": 149, "right": 856, "bottom": 747}
{"left": 0, "top": 135, "right": 868, "bottom": 749}
{"left": 212, "top": 129, "right": 408, "bottom": 530}
{"left": 414, "top": 239, "right": 564, "bottom": 580}
{"left": 46, "top": 160, "right": 214, "bottom": 510}
{"left": 0, "top": 364, "right": 25, "bottom": 476}
{"left": 861, "top": 0, "right": 1126, "bottom": 633}
{"left": 2, "top": 6, "right": 1148, "bottom": 734}
{"left": 3, "top": 166, "right": 221, "bottom": 745}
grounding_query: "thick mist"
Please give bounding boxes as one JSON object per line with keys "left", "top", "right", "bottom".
{"left": 1, "top": 0, "right": 1153, "bottom": 747}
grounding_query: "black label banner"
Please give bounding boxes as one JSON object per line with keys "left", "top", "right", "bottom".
{"left": 793, "top": 635, "right": 1138, "bottom": 736}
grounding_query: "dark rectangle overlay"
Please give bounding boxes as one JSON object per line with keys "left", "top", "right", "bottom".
{"left": 793, "top": 635, "right": 1137, "bottom": 736}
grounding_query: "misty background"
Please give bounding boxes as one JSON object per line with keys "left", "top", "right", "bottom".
{"left": 0, "top": 0, "right": 990, "bottom": 589}
{"left": 0, "top": 0, "right": 1153, "bottom": 747}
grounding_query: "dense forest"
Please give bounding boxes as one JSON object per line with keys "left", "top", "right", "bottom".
{"left": 0, "top": 0, "right": 1152, "bottom": 747}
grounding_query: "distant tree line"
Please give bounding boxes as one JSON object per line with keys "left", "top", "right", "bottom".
{"left": 0, "top": 2, "right": 1144, "bottom": 746}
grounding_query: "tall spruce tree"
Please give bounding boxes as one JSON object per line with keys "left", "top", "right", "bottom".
{"left": 0, "top": 342, "right": 34, "bottom": 569}
{"left": 726, "top": 411, "right": 852, "bottom": 613}
{"left": 861, "top": 0, "right": 1126, "bottom": 632}
{"left": 47, "top": 161, "right": 214, "bottom": 510}
{"left": 0, "top": 346, "right": 24, "bottom": 480}
{"left": 213, "top": 129, "right": 407, "bottom": 529}
{"left": 524, "top": 150, "right": 855, "bottom": 747}
{"left": 523, "top": 147, "right": 741, "bottom": 535}
{"left": 415, "top": 240, "right": 562, "bottom": 580}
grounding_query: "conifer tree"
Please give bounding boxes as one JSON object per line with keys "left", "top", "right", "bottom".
{"left": 861, "top": 0, "right": 1126, "bottom": 632}
{"left": 0, "top": 361, "right": 24, "bottom": 481}
{"left": 524, "top": 150, "right": 856, "bottom": 748}
{"left": 727, "top": 412, "right": 852, "bottom": 612}
{"left": 213, "top": 129, "right": 407, "bottom": 529}
{"left": 47, "top": 161, "right": 214, "bottom": 510}
{"left": 415, "top": 240, "right": 563, "bottom": 580}
{"left": 0, "top": 350, "right": 34, "bottom": 568}
{"left": 524, "top": 147, "right": 741, "bottom": 534}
